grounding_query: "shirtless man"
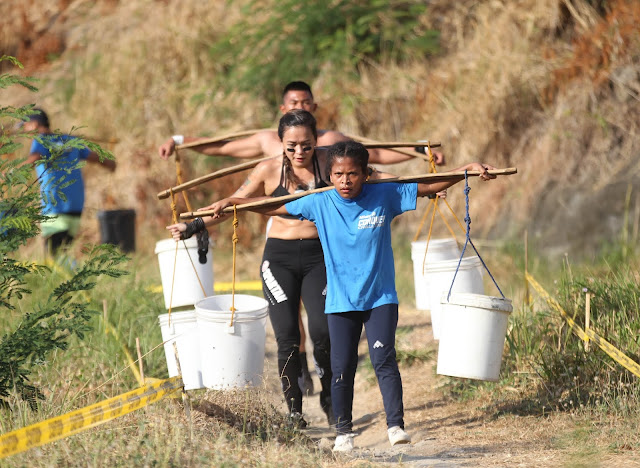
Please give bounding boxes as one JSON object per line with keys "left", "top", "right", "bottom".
{"left": 158, "top": 81, "right": 444, "bottom": 166}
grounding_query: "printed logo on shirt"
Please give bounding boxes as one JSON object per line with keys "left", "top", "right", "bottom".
{"left": 358, "top": 211, "right": 385, "bottom": 230}
{"left": 373, "top": 340, "right": 384, "bottom": 349}
{"left": 261, "top": 261, "right": 288, "bottom": 303}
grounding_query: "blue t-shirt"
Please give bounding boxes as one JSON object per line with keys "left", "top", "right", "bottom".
{"left": 31, "top": 135, "right": 90, "bottom": 215}
{"left": 285, "top": 182, "right": 418, "bottom": 313}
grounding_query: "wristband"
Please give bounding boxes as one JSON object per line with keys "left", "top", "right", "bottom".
{"left": 181, "top": 217, "right": 205, "bottom": 240}
{"left": 428, "top": 193, "right": 436, "bottom": 199}
{"left": 172, "top": 134, "right": 185, "bottom": 146}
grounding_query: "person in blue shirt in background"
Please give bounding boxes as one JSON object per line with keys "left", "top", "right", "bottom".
{"left": 172, "top": 140, "right": 496, "bottom": 452}
{"left": 23, "top": 108, "right": 116, "bottom": 255}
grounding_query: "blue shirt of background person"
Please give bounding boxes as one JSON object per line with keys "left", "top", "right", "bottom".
{"left": 285, "top": 182, "right": 418, "bottom": 313}
{"left": 31, "top": 135, "right": 90, "bottom": 215}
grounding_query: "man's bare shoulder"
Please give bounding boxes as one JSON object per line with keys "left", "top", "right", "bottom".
{"left": 254, "top": 130, "right": 283, "bottom": 155}
{"left": 317, "top": 129, "right": 350, "bottom": 146}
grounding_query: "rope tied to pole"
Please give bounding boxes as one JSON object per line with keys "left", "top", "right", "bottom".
{"left": 229, "top": 205, "right": 239, "bottom": 326}
{"left": 447, "top": 170, "right": 505, "bottom": 301}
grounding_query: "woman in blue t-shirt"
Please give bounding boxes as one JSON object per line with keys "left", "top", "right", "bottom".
{"left": 172, "top": 140, "right": 495, "bottom": 452}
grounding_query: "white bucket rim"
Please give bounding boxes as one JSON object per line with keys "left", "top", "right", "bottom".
{"left": 440, "top": 292, "right": 513, "bottom": 313}
{"left": 195, "top": 294, "right": 268, "bottom": 321}
{"left": 158, "top": 310, "right": 196, "bottom": 326}
{"left": 411, "top": 238, "right": 458, "bottom": 250}
{"left": 155, "top": 237, "right": 214, "bottom": 254}
{"left": 424, "top": 255, "right": 482, "bottom": 272}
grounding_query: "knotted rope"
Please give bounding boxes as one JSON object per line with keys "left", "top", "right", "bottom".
{"left": 413, "top": 142, "right": 467, "bottom": 273}
{"left": 447, "top": 170, "right": 505, "bottom": 300}
{"left": 229, "top": 205, "right": 239, "bottom": 326}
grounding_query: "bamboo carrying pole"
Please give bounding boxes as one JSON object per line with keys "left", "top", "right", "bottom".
{"left": 344, "top": 133, "right": 436, "bottom": 162}
{"left": 175, "top": 129, "right": 276, "bottom": 151}
{"left": 158, "top": 142, "right": 441, "bottom": 200}
{"left": 157, "top": 155, "right": 279, "bottom": 200}
{"left": 179, "top": 167, "right": 517, "bottom": 219}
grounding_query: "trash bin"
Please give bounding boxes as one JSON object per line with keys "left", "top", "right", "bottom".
{"left": 97, "top": 209, "right": 136, "bottom": 252}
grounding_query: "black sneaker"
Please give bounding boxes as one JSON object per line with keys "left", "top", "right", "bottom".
{"left": 287, "top": 411, "right": 308, "bottom": 429}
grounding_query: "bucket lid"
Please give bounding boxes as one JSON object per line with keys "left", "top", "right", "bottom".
{"left": 440, "top": 292, "right": 513, "bottom": 313}
{"left": 155, "top": 236, "right": 213, "bottom": 254}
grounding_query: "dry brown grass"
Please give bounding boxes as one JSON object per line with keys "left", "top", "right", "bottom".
{"left": 2, "top": 0, "right": 639, "bottom": 256}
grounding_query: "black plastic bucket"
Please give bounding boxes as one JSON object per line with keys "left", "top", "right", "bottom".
{"left": 97, "top": 209, "right": 136, "bottom": 252}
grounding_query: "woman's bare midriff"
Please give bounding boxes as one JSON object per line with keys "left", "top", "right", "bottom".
{"left": 266, "top": 216, "right": 320, "bottom": 240}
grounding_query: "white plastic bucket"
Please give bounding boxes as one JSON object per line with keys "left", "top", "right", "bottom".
{"left": 425, "top": 255, "right": 485, "bottom": 340}
{"left": 411, "top": 239, "right": 460, "bottom": 310}
{"left": 155, "top": 237, "right": 214, "bottom": 309}
{"left": 158, "top": 310, "right": 203, "bottom": 390}
{"left": 436, "top": 292, "right": 513, "bottom": 381}
{"left": 195, "top": 294, "right": 269, "bottom": 389}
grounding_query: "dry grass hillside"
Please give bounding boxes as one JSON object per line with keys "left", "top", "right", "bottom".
{"left": 2, "top": 0, "right": 639, "bottom": 259}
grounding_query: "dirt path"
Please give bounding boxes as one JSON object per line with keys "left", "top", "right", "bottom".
{"left": 260, "top": 305, "right": 640, "bottom": 467}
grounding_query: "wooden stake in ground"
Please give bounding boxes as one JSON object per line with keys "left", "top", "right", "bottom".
{"left": 136, "top": 337, "right": 145, "bottom": 383}
{"left": 585, "top": 291, "right": 591, "bottom": 352}
{"left": 180, "top": 167, "right": 518, "bottom": 219}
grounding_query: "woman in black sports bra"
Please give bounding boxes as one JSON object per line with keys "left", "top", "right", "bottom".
{"left": 169, "top": 110, "right": 334, "bottom": 426}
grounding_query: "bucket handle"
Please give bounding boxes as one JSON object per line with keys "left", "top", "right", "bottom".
{"left": 447, "top": 170, "right": 505, "bottom": 302}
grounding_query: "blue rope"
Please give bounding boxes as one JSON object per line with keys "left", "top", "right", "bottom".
{"left": 447, "top": 170, "right": 505, "bottom": 301}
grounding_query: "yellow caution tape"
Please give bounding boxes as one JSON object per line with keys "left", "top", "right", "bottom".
{"left": 214, "top": 280, "right": 262, "bottom": 292}
{"left": 526, "top": 273, "right": 640, "bottom": 379}
{"left": 0, "top": 377, "right": 183, "bottom": 459}
{"left": 148, "top": 280, "right": 263, "bottom": 295}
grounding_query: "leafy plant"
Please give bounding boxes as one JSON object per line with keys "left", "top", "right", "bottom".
{"left": 209, "top": 0, "right": 439, "bottom": 103}
{"left": 0, "top": 56, "right": 127, "bottom": 408}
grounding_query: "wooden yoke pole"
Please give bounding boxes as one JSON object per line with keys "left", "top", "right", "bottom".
{"left": 180, "top": 167, "right": 518, "bottom": 219}
{"left": 361, "top": 141, "right": 441, "bottom": 149}
{"left": 175, "top": 128, "right": 275, "bottom": 151}
{"left": 157, "top": 155, "right": 278, "bottom": 200}
{"left": 343, "top": 133, "right": 435, "bottom": 162}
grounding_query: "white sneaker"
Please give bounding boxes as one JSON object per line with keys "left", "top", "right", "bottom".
{"left": 388, "top": 426, "right": 411, "bottom": 446}
{"left": 333, "top": 433, "right": 355, "bottom": 452}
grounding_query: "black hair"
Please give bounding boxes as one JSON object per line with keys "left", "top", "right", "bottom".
{"left": 282, "top": 81, "right": 313, "bottom": 100}
{"left": 277, "top": 109, "right": 317, "bottom": 141}
{"left": 28, "top": 108, "right": 50, "bottom": 128}
{"left": 325, "top": 141, "right": 369, "bottom": 179}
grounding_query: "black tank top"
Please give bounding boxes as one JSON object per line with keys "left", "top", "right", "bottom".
{"left": 269, "top": 153, "right": 329, "bottom": 220}
{"left": 270, "top": 152, "right": 329, "bottom": 197}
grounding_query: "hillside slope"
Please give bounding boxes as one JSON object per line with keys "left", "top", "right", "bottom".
{"left": 2, "top": 0, "right": 639, "bottom": 259}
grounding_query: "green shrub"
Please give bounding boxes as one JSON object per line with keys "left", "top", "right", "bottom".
{"left": 0, "top": 56, "right": 127, "bottom": 408}
{"left": 209, "top": 0, "right": 439, "bottom": 103}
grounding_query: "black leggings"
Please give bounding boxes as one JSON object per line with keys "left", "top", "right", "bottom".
{"left": 261, "top": 238, "right": 332, "bottom": 414}
{"left": 45, "top": 231, "right": 74, "bottom": 256}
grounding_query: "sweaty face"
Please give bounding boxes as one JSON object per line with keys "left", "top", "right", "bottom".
{"left": 280, "top": 90, "right": 317, "bottom": 114}
{"left": 282, "top": 126, "right": 316, "bottom": 168}
{"left": 329, "top": 156, "right": 367, "bottom": 199}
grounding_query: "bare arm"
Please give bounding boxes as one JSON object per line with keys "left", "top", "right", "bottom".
{"left": 165, "top": 161, "right": 282, "bottom": 239}
{"left": 86, "top": 151, "right": 116, "bottom": 171}
{"left": 416, "top": 162, "right": 495, "bottom": 197}
{"left": 316, "top": 129, "right": 445, "bottom": 165}
{"left": 158, "top": 131, "right": 276, "bottom": 160}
